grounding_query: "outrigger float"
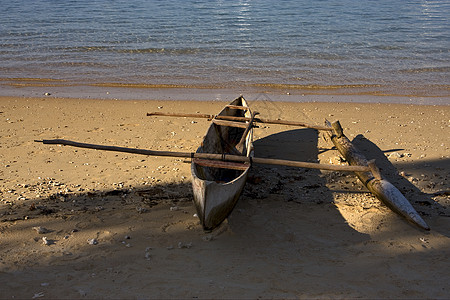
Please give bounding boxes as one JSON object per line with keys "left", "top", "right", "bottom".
{"left": 36, "top": 96, "right": 429, "bottom": 231}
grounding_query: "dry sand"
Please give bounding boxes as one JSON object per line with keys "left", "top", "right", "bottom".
{"left": 0, "top": 95, "right": 449, "bottom": 299}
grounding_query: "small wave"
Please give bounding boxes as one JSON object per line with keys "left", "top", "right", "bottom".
{"left": 89, "top": 82, "right": 220, "bottom": 89}
{"left": 399, "top": 66, "right": 450, "bottom": 73}
{"left": 61, "top": 46, "right": 203, "bottom": 55}
{"left": 0, "top": 77, "right": 67, "bottom": 83}
{"left": 251, "top": 83, "right": 382, "bottom": 90}
{"left": 116, "top": 48, "right": 202, "bottom": 55}
{"left": 62, "top": 46, "right": 112, "bottom": 52}
{"left": 369, "top": 45, "right": 405, "bottom": 51}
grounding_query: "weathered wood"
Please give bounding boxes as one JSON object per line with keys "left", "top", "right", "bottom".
{"left": 211, "top": 119, "right": 248, "bottom": 128}
{"left": 147, "top": 111, "right": 214, "bottom": 119}
{"left": 325, "top": 120, "right": 430, "bottom": 230}
{"left": 250, "top": 157, "right": 370, "bottom": 172}
{"left": 147, "top": 112, "right": 333, "bottom": 131}
{"left": 367, "top": 159, "right": 382, "bottom": 180}
{"left": 331, "top": 120, "right": 344, "bottom": 137}
{"left": 262, "top": 118, "right": 332, "bottom": 131}
{"left": 235, "top": 111, "right": 259, "bottom": 153}
{"left": 35, "top": 139, "right": 371, "bottom": 172}
{"left": 226, "top": 105, "right": 249, "bottom": 110}
{"left": 192, "top": 96, "right": 253, "bottom": 231}
{"left": 192, "top": 159, "right": 249, "bottom": 171}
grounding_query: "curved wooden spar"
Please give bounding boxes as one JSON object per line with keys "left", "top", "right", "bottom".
{"left": 326, "top": 120, "right": 430, "bottom": 231}
{"left": 35, "top": 139, "right": 371, "bottom": 173}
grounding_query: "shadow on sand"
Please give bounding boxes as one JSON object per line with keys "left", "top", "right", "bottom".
{"left": 229, "top": 128, "right": 371, "bottom": 239}
{"left": 352, "top": 134, "right": 449, "bottom": 237}
{"left": 1, "top": 129, "right": 449, "bottom": 298}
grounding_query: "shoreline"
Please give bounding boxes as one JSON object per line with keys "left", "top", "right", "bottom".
{"left": 1, "top": 96, "right": 449, "bottom": 298}
{"left": 0, "top": 80, "right": 449, "bottom": 105}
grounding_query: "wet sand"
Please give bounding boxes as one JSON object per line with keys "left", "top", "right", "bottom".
{"left": 0, "top": 96, "right": 449, "bottom": 299}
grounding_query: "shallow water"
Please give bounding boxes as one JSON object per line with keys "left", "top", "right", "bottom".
{"left": 0, "top": 0, "right": 449, "bottom": 103}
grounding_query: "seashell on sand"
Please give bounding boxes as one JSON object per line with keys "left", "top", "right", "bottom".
{"left": 42, "top": 237, "right": 50, "bottom": 245}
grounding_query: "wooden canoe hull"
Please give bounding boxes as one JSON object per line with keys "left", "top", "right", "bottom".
{"left": 191, "top": 96, "right": 253, "bottom": 231}
{"left": 191, "top": 169, "right": 249, "bottom": 230}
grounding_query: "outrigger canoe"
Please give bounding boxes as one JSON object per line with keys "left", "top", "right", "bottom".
{"left": 191, "top": 96, "right": 254, "bottom": 231}
{"left": 35, "top": 96, "right": 430, "bottom": 231}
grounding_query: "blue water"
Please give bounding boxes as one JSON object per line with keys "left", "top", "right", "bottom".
{"left": 1, "top": 0, "right": 449, "bottom": 102}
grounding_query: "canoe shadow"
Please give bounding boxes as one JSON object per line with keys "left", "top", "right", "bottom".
{"left": 228, "top": 128, "right": 370, "bottom": 240}
{"left": 352, "top": 134, "right": 449, "bottom": 236}
{"left": 249, "top": 128, "right": 327, "bottom": 204}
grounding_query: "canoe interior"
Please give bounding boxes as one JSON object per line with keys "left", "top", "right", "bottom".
{"left": 193, "top": 97, "right": 252, "bottom": 183}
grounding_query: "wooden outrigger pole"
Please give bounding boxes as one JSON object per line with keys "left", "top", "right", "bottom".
{"left": 147, "top": 112, "right": 332, "bottom": 131}
{"left": 35, "top": 139, "right": 371, "bottom": 173}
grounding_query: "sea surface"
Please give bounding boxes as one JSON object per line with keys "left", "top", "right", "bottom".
{"left": 1, "top": 0, "right": 449, "bottom": 104}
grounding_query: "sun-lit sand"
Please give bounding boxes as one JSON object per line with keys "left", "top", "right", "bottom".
{"left": 0, "top": 95, "right": 449, "bottom": 298}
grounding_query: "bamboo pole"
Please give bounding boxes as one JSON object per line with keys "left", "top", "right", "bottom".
{"left": 325, "top": 120, "right": 430, "bottom": 230}
{"left": 147, "top": 112, "right": 332, "bottom": 131}
{"left": 35, "top": 139, "right": 371, "bottom": 173}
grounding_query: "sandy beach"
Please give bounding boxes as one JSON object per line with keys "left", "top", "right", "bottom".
{"left": 0, "top": 95, "right": 449, "bottom": 299}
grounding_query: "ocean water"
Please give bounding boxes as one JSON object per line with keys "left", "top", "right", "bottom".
{"left": 0, "top": 0, "right": 449, "bottom": 103}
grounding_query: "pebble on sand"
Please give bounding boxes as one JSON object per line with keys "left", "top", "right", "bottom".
{"left": 33, "top": 226, "right": 51, "bottom": 234}
{"left": 87, "top": 238, "right": 98, "bottom": 245}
